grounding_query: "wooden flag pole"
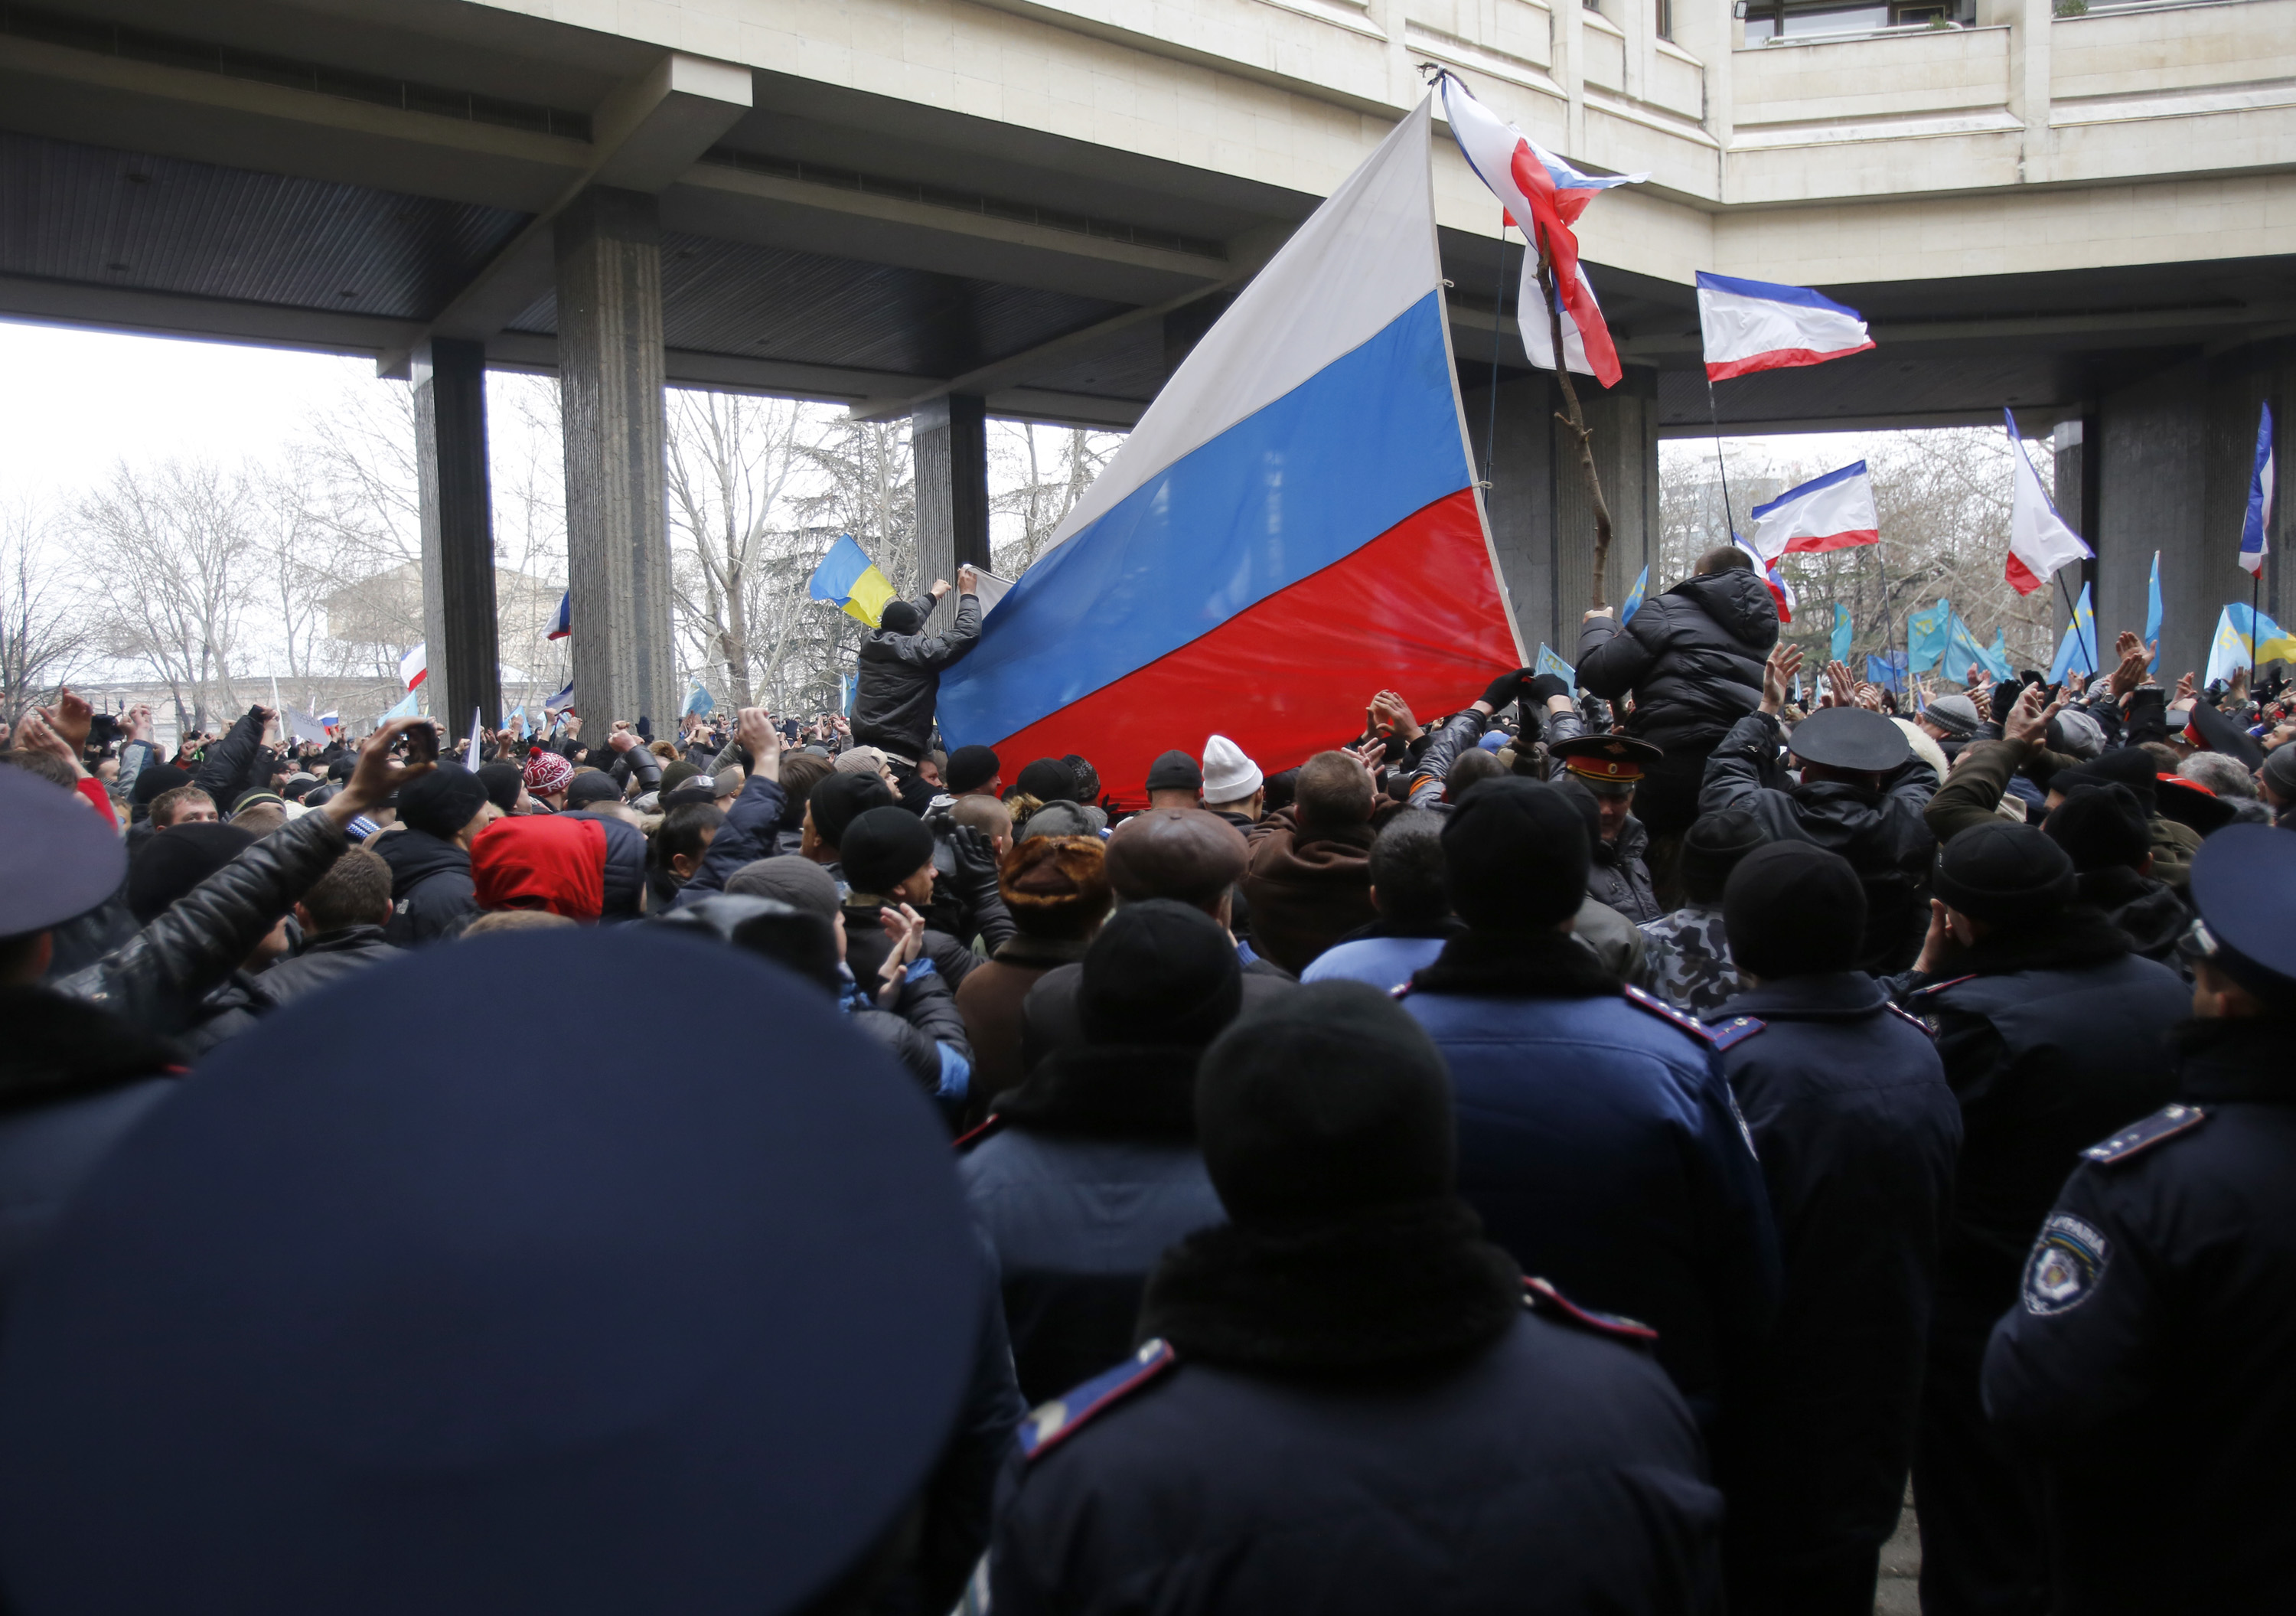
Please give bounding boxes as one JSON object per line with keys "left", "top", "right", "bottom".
{"left": 1536, "top": 245, "right": 1615, "bottom": 612}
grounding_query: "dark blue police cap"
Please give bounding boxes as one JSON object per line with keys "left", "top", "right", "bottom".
{"left": 2187, "top": 823, "right": 2296, "bottom": 1000}
{"left": 0, "top": 763, "right": 126, "bottom": 937}
{"left": 1785, "top": 706, "right": 1911, "bottom": 773}
{"left": 0, "top": 929, "right": 980, "bottom": 1615}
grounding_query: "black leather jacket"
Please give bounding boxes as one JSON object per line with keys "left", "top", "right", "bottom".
{"left": 853, "top": 592, "right": 982, "bottom": 757}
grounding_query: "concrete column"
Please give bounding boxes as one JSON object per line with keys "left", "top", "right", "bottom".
{"left": 555, "top": 186, "right": 675, "bottom": 731}
{"left": 1463, "top": 367, "right": 1659, "bottom": 660}
{"left": 2051, "top": 416, "right": 2101, "bottom": 664}
{"left": 913, "top": 393, "right": 991, "bottom": 631}
{"left": 2089, "top": 343, "right": 2295, "bottom": 683}
{"left": 413, "top": 336, "right": 502, "bottom": 732}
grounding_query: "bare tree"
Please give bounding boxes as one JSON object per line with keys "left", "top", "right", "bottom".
{"left": 988, "top": 421, "right": 1121, "bottom": 576}
{"left": 79, "top": 459, "right": 259, "bottom": 733}
{"left": 664, "top": 390, "right": 817, "bottom": 706}
{"left": 0, "top": 499, "right": 88, "bottom": 728}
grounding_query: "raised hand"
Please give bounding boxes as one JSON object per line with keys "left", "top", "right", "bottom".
{"left": 2004, "top": 682, "right": 2066, "bottom": 749}
{"left": 321, "top": 717, "right": 437, "bottom": 828}
{"left": 37, "top": 686, "right": 93, "bottom": 753}
{"left": 1824, "top": 660, "right": 1856, "bottom": 710}
{"left": 735, "top": 705, "right": 781, "bottom": 782}
{"left": 1762, "top": 643, "right": 1805, "bottom": 715}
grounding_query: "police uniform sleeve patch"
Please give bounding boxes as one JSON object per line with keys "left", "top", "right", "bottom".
{"left": 2021, "top": 1213, "right": 2111, "bottom": 1316}
{"left": 1623, "top": 985, "right": 1717, "bottom": 1043}
{"left": 1524, "top": 1275, "right": 1659, "bottom": 1344}
{"left": 1705, "top": 1014, "right": 1766, "bottom": 1051}
{"left": 2081, "top": 1102, "right": 2207, "bottom": 1166}
{"left": 1018, "top": 1339, "right": 1176, "bottom": 1461}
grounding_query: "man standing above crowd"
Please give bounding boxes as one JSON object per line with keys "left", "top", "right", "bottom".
{"left": 1577, "top": 547, "right": 1779, "bottom": 901}
{"left": 853, "top": 564, "right": 981, "bottom": 801}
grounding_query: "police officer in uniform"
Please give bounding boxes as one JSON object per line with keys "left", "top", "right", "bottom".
{"left": 1981, "top": 823, "right": 2296, "bottom": 1614}
{"left": 1551, "top": 734, "right": 1665, "bottom": 923}
{"left": 990, "top": 981, "right": 1725, "bottom": 1615}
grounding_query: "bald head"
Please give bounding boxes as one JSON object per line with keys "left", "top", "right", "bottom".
{"left": 1104, "top": 808, "right": 1249, "bottom": 916}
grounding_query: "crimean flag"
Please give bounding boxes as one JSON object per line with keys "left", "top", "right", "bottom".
{"left": 2004, "top": 410, "right": 2092, "bottom": 595}
{"left": 548, "top": 591, "right": 570, "bottom": 640}
{"left": 1747, "top": 462, "right": 1879, "bottom": 560}
{"left": 935, "top": 96, "right": 1523, "bottom": 810}
{"left": 1437, "top": 75, "right": 1643, "bottom": 387}
{"left": 397, "top": 642, "right": 427, "bottom": 691}
{"left": 1695, "top": 273, "right": 1873, "bottom": 382}
{"left": 808, "top": 535, "right": 899, "bottom": 627}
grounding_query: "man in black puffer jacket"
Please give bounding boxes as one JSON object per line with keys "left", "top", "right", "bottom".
{"left": 1577, "top": 547, "right": 1779, "bottom": 883}
{"left": 853, "top": 566, "right": 983, "bottom": 766}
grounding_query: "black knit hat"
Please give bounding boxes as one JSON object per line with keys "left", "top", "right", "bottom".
{"left": 565, "top": 772, "right": 623, "bottom": 810}
{"left": 879, "top": 599, "right": 924, "bottom": 635}
{"left": 1195, "top": 980, "right": 1455, "bottom": 1222}
{"left": 1078, "top": 899, "right": 1242, "bottom": 1050}
{"left": 807, "top": 772, "right": 892, "bottom": 850}
{"left": 2053, "top": 746, "right": 2157, "bottom": 812}
{"left": 1681, "top": 808, "right": 1769, "bottom": 903}
{"left": 128, "top": 822, "right": 257, "bottom": 926}
{"left": 398, "top": 764, "right": 490, "bottom": 840}
{"left": 838, "top": 806, "right": 935, "bottom": 894}
{"left": 1013, "top": 757, "right": 1080, "bottom": 803}
{"left": 475, "top": 761, "right": 524, "bottom": 815}
{"left": 1932, "top": 821, "right": 2076, "bottom": 925}
{"left": 944, "top": 744, "right": 1000, "bottom": 794}
{"left": 2043, "top": 783, "right": 2151, "bottom": 872}
{"left": 129, "top": 762, "right": 191, "bottom": 808}
{"left": 1440, "top": 779, "right": 1588, "bottom": 930}
{"left": 1724, "top": 841, "right": 1866, "bottom": 980}
{"left": 1144, "top": 749, "right": 1202, "bottom": 794}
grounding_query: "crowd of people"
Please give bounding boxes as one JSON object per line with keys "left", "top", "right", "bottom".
{"left": 1, "top": 546, "right": 2291, "bottom": 1614}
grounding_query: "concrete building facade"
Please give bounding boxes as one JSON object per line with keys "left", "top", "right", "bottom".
{"left": 0, "top": 0, "right": 2288, "bottom": 705}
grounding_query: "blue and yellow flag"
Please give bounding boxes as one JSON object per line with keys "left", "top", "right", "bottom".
{"left": 808, "top": 534, "right": 899, "bottom": 628}
{"left": 2050, "top": 584, "right": 2097, "bottom": 684}
{"left": 1830, "top": 602, "right": 1852, "bottom": 665}
{"left": 2206, "top": 602, "right": 2296, "bottom": 687}
{"left": 1533, "top": 642, "right": 1577, "bottom": 687}
{"left": 1906, "top": 598, "right": 1952, "bottom": 674}
{"left": 1619, "top": 566, "right": 1649, "bottom": 625}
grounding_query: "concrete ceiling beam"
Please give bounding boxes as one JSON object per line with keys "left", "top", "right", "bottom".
{"left": 375, "top": 51, "right": 752, "bottom": 379}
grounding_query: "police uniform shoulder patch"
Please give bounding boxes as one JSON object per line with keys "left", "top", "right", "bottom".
{"left": 1018, "top": 1339, "right": 1177, "bottom": 1461}
{"left": 1623, "top": 985, "right": 1716, "bottom": 1043}
{"left": 1884, "top": 1002, "right": 1936, "bottom": 1036}
{"left": 1524, "top": 1275, "right": 1658, "bottom": 1344}
{"left": 951, "top": 1113, "right": 1006, "bottom": 1154}
{"left": 2081, "top": 1102, "right": 2207, "bottom": 1166}
{"left": 2020, "top": 1213, "right": 2112, "bottom": 1316}
{"left": 1705, "top": 1014, "right": 1766, "bottom": 1051}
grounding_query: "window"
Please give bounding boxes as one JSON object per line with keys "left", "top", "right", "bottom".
{"left": 1657, "top": 0, "right": 1674, "bottom": 37}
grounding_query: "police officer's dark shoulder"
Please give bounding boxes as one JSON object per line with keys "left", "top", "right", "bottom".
{"left": 989, "top": 981, "right": 1722, "bottom": 1614}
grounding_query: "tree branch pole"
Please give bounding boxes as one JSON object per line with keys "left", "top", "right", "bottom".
{"left": 1536, "top": 246, "right": 1615, "bottom": 612}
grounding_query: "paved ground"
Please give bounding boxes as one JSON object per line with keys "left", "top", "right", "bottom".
{"left": 1875, "top": 1489, "right": 1921, "bottom": 1614}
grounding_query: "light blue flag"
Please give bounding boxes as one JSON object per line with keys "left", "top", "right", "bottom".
{"left": 1533, "top": 642, "right": 1577, "bottom": 687}
{"left": 1619, "top": 566, "right": 1649, "bottom": 625}
{"left": 2240, "top": 402, "right": 2274, "bottom": 578}
{"left": 840, "top": 672, "right": 858, "bottom": 717}
{"left": 2050, "top": 583, "right": 2098, "bottom": 684}
{"left": 1945, "top": 611, "right": 2013, "bottom": 683}
{"left": 2145, "top": 551, "right": 2163, "bottom": 672}
{"left": 2206, "top": 602, "right": 2296, "bottom": 686}
{"left": 380, "top": 688, "right": 419, "bottom": 722}
{"left": 1866, "top": 651, "right": 1906, "bottom": 694}
{"left": 683, "top": 684, "right": 715, "bottom": 717}
{"left": 1988, "top": 628, "right": 2009, "bottom": 680}
{"left": 1906, "top": 598, "right": 1954, "bottom": 674}
{"left": 1830, "top": 602, "right": 1852, "bottom": 664}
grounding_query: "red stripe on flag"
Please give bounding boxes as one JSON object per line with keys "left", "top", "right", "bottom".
{"left": 1782, "top": 528, "right": 1880, "bottom": 554}
{"left": 2004, "top": 549, "right": 2044, "bottom": 596}
{"left": 978, "top": 489, "right": 1516, "bottom": 812}
{"left": 1704, "top": 341, "right": 1877, "bottom": 383}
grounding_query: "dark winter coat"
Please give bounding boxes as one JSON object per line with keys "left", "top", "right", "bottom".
{"left": 1893, "top": 911, "right": 2185, "bottom": 1321}
{"left": 1238, "top": 807, "right": 1378, "bottom": 975}
{"left": 1707, "top": 972, "right": 1962, "bottom": 1559}
{"left": 191, "top": 707, "right": 278, "bottom": 813}
{"left": 990, "top": 1195, "right": 1724, "bottom": 1616}
{"left": 256, "top": 925, "right": 403, "bottom": 1007}
{"left": 1589, "top": 813, "right": 1662, "bottom": 924}
{"left": 1701, "top": 710, "right": 1937, "bottom": 972}
{"left": 2074, "top": 865, "right": 2186, "bottom": 968}
{"left": 954, "top": 935, "right": 1091, "bottom": 1117}
{"left": 563, "top": 809, "right": 650, "bottom": 920}
{"left": 1020, "top": 957, "right": 1298, "bottom": 1075}
{"left": 958, "top": 1043, "right": 1226, "bottom": 1404}
{"left": 373, "top": 828, "right": 476, "bottom": 945}
{"left": 1400, "top": 929, "right": 1780, "bottom": 1422}
{"left": 671, "top": 773, "right": 786, "bottom": 909}
{"left": 1981, "top": 1018, "right": 2296, "bottom": 1615}
{"left": 1577, "top": 568, "right": 1780, "bottom": 756}
{"left": 853, "top": 592, "right": 982, "bottom": 758}
{"left": 0, "top": 988, "right": 178, "bottom": 1320}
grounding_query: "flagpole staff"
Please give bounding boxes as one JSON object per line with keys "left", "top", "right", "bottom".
{"left": 1535, "top": 244, "right": 1616, "bottom": 611}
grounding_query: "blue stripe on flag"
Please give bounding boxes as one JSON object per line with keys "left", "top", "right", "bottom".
{"left": 1694, "top": 271, "right": 1864, "bottom": 319}
{"left": 1749, "top": 459, "right": 1870, "bottom": 521}
{"left": 938, "top": 292, "right": 1470, "bottom": 743}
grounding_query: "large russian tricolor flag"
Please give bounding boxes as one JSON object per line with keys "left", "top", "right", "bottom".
{"left": 936, "top": 97, "right": 1522, "bottom": 810}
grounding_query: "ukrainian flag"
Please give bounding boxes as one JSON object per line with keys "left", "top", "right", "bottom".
{"left": 808, "top": 534, "right": 899, "bottom": 628}
{"left": 2207, "top": 602, "right": 2296, "bottom": 686}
